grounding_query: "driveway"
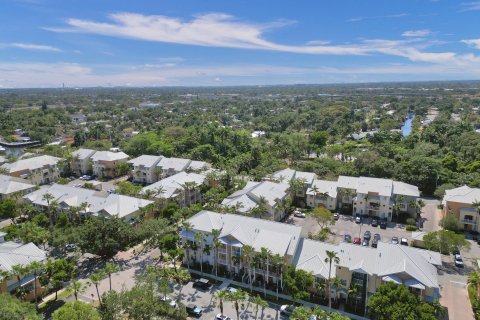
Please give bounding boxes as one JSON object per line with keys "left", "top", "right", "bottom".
{"left": 421, "top": 198, "right": 442, "bottom": 232}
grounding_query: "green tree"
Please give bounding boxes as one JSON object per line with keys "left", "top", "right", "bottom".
{"left": 325, "top": 250, "right": 340, "bottom": 313}
{"left": 226, "top": 289, "right": 248, "bottom": 320}
{"left": 214, "top": 289, "right": 228, "bottom": 316}
{"left": 103, "top": 262, "right": 120, "bottom": 292}
{"left": 368, "top": 282, "right": 436, "bottom": 320}
{"left": 89, "top": 271, "right": 105, "bottom": 305}
{"left": 0, "top": 198, "right": 19, "bottom": 224}
{"left": 52, "top": 301, "right": 101, "bottom": 320}
{"left": 439, "top": 212, "right": 463, "bottom": 232}
{"left": 0, "top": 293, "right": 42, "bottom": 320}
{"left": 423, "top": 230, "right": 470, "bottom": 254}
{"left": 311, "top": 206, "right": 335, "bottom": 229}
{"left": 42, "top": 258, "right": 75, "bottom": 300}
{"left": 251, "top": 295, "right": 268, "bottom": 320}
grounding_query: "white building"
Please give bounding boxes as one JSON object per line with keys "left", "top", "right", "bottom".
{"left": 221, "top": 181, "right": 291, "bottom": 221}
{"left": 156, "top": 157, "right": 211, "bottom": 179}
{"left": 0, "top": 174, "right": 36, "bottom": 200}
{"left": 141, "top": 171, "right": 206, "bottom": 207}
{"left": 128, "top": 155, "right": 163, "bottom": 184}
{"left": 1, "top": 155, "right": 63, "bottom": 185}
{"left": 71, "top": 148, "right": 97, "bottom": 176}
{"left": 90, "top": 151, "right": 129, "bottom": 178}
{"left": 24, "top": 184, "right": 153, "bottom": 223}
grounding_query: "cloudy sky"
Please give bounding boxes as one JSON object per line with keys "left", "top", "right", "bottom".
{"left": 1, "top": 0, "right": 480, "bottom": 87}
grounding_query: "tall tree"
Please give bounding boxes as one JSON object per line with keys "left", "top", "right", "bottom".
{"left": 324, "top": 250, "right": 340, "bottom": 313}
{"left": 103, "top": 262, "right": 120, "bottom": 292}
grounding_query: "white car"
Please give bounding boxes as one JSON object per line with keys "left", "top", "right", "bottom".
{"left": 216, "top": 315, "right": 232, "bottom": 320}
{"left": 355, "top": 216, "right": 361, "bottom": 224}
{"left": 225, "top": 287, "right": 237, "bottom": 293}
{"left": 160, "top": 296, "right": 177, "bottom": 308}
{"left": 454, "top": 254, "right": 464, "bottom": 268}
{"left": 294, "top": 210, "right": 306, "bottom": 218}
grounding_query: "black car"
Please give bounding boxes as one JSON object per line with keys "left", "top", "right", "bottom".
{"left": 186, "top": 304, "right": 202, "bottom": 317}
{"left": 344, "top": 234, "right": 352, "bottom": 243}
{"left": 193, "top": 278, "right": 211, "bottom": 290}
{"left": 371, "top": 239, "right": 378, "bottom": 248}
{"left": 373, "top": 233, "right": 381, "bottom": 241}
{"left": 363, "top": 230, "right": 371, "bottom": 241}
{"left": 371, "top": 219, "right": 378, "bottom": 227}
{"left": 380, "top": 220, "right": 387, "bottom": 229}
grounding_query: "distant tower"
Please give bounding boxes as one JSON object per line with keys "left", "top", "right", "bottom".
{"left": 62, "top": 83, "right": 65, "bottom": 89}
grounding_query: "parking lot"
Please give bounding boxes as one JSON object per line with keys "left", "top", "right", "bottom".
{"left": 172, "top": 278, "right": 285, "bottom": 320}
{"left": 66, "top": 175, "right": 128, "bottom": 193}
{"left": 287, "top": 213, "right": 414, "bottom": 246}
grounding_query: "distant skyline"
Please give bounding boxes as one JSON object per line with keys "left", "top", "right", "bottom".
{"left": 1, "top": 0, "right": 480, "bottom": 88}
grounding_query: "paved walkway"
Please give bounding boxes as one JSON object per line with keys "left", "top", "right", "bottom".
{"left": 439, "top": 278, "right": 474, "bottom": 320}
{"left": 421, "top": 199, "right": 442, "bottom": 232}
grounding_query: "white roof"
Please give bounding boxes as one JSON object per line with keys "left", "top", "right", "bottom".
{"left": 91, "top": 151, "right": 129, "bottom": 162}
{"left": 337, "top": 176, "right": 359, "bottom": 190}
{"left": 222, "top": 181, "right": 289, "bottom": 211}
{"left": 0, "top": 174, "right": 35, "bottom": 195}
{"left": 273, "top": 168, "right": 316, "bottom": 184}
{"left": 306, "top": 180, "right": 338, "bottom": 198}
{"left": 24, "top": 184, "right": 152, "bottom": 218}
{"left": 393, "top": 181, "right": 420, "bottom": 197}
{"left": 157, "top": 157, "right": 191, "bottom": 172}
{"left": 187, "top": 160, "right": 211, "bottom": 171}
{"left": 142, "top": 171, "right": 206, "bottom": 199}
{"left": 356, "top": 177, "right": 393, "bottom": 197}
{"left": 443, "top": 185, "right": 480, "bottom": 205}
{"left": 128, "top": 155, "right": 163, "bottom": 168}
{"left": 0, "top": 242, "right": 46, "bottom": 275}
{"left": 185, "top": 210, "right": 302, "bottom": 256}
{"left": 1, "top": 155, "right": 62, "bottom": 173}
{"left": 293, "top": 239, "right": 439, "bottom": 289}
{"left": 72, "top": 148, "right": 97, "bottom": 160}
{"left": 221, "top": 182, "right": 259, "bottom": 213}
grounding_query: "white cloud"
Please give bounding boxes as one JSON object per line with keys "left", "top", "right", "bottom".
{"left": 46, "top": 12, "right": 453, "bottom": 62}
{"left": 306, "top": 40, "right": 331, "bottom": 45}
{"left": 460, "top": 2, "right": 480, "bottom": 11}
{"left": 402, "top": 29, "right": 431, "bottom": 37}
{"left": 0, "top": 42, "right": 61, "bottom": 52}
{"left": 462, "top": 39, "right": 480, "bottom": 49}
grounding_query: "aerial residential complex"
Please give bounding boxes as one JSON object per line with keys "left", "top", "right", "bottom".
{"left": 0, "top": 155, "right": 63, "bottom": 185}
{"left": 442, "top": 185, "right": 480, "bottom": 232}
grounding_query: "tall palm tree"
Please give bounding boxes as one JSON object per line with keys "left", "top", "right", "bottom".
{"left": 270, "top": 254, "right": 284, "bottom": 300}
{"left": 194, "top": 232, "right": 206, "bottom": 275}
{"left": 214, "top": 289, "right": 228, "bottom": 315}
{"left": 331, "top": 276, "right": 343, "bottom": 305}
{"left": 103, "top": 262, "right": 119, "bottom": 292}
{"left": 173, "top": 269, "right": 191, "bottom": 302}
{"left": 324, "top": 250, "right": 340, "bottom": 313}
{"left": 348, "top": 284, "right": 361, "bottom": 312}
{"left": 242, "top": 245, "right": 255, "bottom": 292}
{"left": 89, "top": 271, "right": 105, "bottom": 305}
{"left": 27, "top": 261, "right": 44, "bottom": 309}
{"left": 259, "top": 247, "right": 272, "bottom": 297}
{"left": 42, "top": 192, "right": 55, "bottom": 226}
{"left": 252, "top": 295, "right": 268, "bottom": 320}
{"left": 181, "top": 221, "right": 194, "bottom": 271}
{"left": 11, "top": 264, "right": 27, "bottom": 300}
{"left": 227, "top": 289, "right": 249, "bottom": 320}
{"left": 212, "top": 229, "right": 221, "bottom": 276}
{"left": 69, "top": 280, "right": 88, "bottom": 301}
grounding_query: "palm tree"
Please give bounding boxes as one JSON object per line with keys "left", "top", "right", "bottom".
{"left": 242, "top": 245, "right": 255, "bottom": 292}
{"left": 173, "top": 269, "right": 191, "bottom": 302}
{"left": 11, "top": 264, "right": 27, "bottom": 300}
{"left": 252, "top": 295, "right": 268, "bottom": 320}
{"left": 212, "top": 229, "right": 221, "bottom": 276}
{"left": 69, "top": 280, "right": 88, "bottom": 301}
{"left": 348, "top": 284, "right": 361, "bottom": 312}
{"left": 468, "top": 271, "right": 480, "bottom": 298}
{"left": 27, "top": 261, "right": 44, "bottom": 309}
{"left": 194, "top": 232, "right": 206, "bottom": 275}
{"left": 42, "top": 192, "right": 55, "bottom": 226}
{"left": 331, "top": 276, "right": 343, "bottom": 305}
{"left": 259, "top": 247, "right": 272, "bottom": 297}
{"left": 214, "top": 289, "right": 228, "bottom": 315}
{"left": 324, "top": 250, "right": 340, "bottom": 313}
{"left": 89, "top": 271, "right": 105, "bottom": 304}
{"left": 270, "top": 254, "right": 284, "bottom": 300}
{"left": 181, "top": 221, "right": 194, "bottom": 271}
{"left": 103, "top": 262, "right": 119, "bottom": 292}
{"left": 227, "top": 289, "right": 249, "bottom": 320}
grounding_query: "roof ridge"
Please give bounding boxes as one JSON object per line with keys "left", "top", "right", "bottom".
{"left": 397, "top": 244, "right": 436, "bottom": 286}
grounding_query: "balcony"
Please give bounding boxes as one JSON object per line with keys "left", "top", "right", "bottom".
{"left": 460, "top": 218, "right": 477, "bottom": 225}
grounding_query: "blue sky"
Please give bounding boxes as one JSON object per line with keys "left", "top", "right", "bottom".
{"left": 1, "top": 0, "right": 480, "bottom": 87}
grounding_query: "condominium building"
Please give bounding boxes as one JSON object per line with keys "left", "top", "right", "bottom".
{"left": 128, "top": 155, "right": 163, "bottom": 184}
{"left": 1, "top": 155, "right": 62, "bottom": 185}
{"left": 90, "top": 151, "right": 129, "bottom": 178}
{"left": 442, "top": 185, "right": 480, "bottom": 232}
{"left": 71, "top": 148, "right": 97, "bottom": 176}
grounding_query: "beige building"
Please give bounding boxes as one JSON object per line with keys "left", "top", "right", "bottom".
{"left": 71, "top": 148, "right": 97, "bottom": 176}
{"left": 1, "top": 155, "right": 62, "bottom": 185}
{"left": 0, "top": 174, "right": 36, "bottom": 200}
{"left": 91, "top": 151, "right": 129, "bottom": 178}
{"left": 442, "top": 185, "right": 480, "bottom": 232}
{"left": 128, "top": 155, "right": 163, "bottom": 184}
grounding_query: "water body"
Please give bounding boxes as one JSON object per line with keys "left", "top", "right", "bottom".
{"left": 401, "top": 113, "right": 414, "bottom": 137}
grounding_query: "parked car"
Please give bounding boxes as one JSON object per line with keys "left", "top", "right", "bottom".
{"left": 362, "top": 239, "right": 369, "bottom": 246}
{"left": 373, "top": 233, "right": 381, "bottom": 241}
{"left": 160, "top": 296, "right": 177, "bottom": 308}
{"left": 380, "top": 220, "right": 387, "bottom": 229}
{"left": 193, "top": 278, "right": 211, "bottom": 289}
{"left": 353, "top": 237, "right": 361, "bottom": 245}
{"left": 65, "top": 243, "right": 76, "bottom": 251}
{"left": 371, "top": 219, "right": 378, "bottom": 227}
{"left": 186, "top": 304, "right": 202, "bottom": 317}
{"left": 294, "top": 210, "right": 306, "bottom": 218}
{"left": 400, "top": 238, "right": 409, "bottom": 246}
{"left": 333, "top": 213, "right": 340, "bottom": 220}
{"left": 363, "top": 230, "right": 371, "bottom": 241}
{"left": 280, "top": 305, "right": 296, "bottom": 316}
{"left": 355, "top": 216, "right": 361, "bottom": 224}
{"left": 216, "top": 314, "right": 232, "bottom": 320}
{"left": 344, "top": 234, "right": 352, "bottom": 243}
{"left": 391, "top": 236, "right": 399, "bottom": 244}
{"left": 226, "top": 287, "right": 237, "bottom": 293}
{"left": 371, "top": 239, "right": 378, "bottom": 248}
{"left": 455, "top": 254, "right": 464, "bottom": 268}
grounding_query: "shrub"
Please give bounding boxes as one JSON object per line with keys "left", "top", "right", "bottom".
{"left": 406, "top": 225, "right": 417, "bottom": 231}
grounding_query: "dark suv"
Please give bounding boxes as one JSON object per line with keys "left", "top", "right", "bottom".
{"left": 193, "top": 278, "right": 211, "bottom": 290}
{"left": 186, "top": 304, "right": 202, "bottom": 317}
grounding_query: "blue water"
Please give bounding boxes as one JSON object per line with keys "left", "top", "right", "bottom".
{"left": 401, "top": 113, "right": 414, "bottom": 137}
